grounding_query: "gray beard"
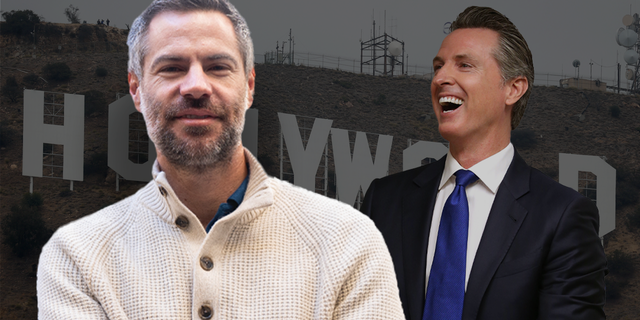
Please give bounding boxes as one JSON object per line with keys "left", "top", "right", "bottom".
{"left": 140, "top": 90, "right": 246, "bottom": 174}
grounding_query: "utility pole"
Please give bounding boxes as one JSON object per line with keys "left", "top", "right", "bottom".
{"left": 291, "top": 30, "right": 295, "bottom": 65}
{"left": 373, "top": 20, "right": 376, "bottom": 76}
{"left": 288, "top": 29, "right": 291, "bottom": 65}
{"left": 617, "top": 63, "right": 621, "bottom": 94}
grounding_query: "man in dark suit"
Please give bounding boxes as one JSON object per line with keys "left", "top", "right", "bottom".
{"left": 361, "top": 6, "right": 607, "bottom": 320}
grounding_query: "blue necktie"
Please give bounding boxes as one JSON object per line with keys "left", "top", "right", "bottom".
{"left": 423, "top": 169, "right": 478, "bottom": 320}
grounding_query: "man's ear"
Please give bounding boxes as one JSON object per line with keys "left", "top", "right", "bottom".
{"left": 128, "top": 72, "right": 142, "bottom": 112}
{"left": 245, "top": 68, "right": 256, "bottom": 110}
{"left": 505, "top": 76, "right": 528, "bottom": 107}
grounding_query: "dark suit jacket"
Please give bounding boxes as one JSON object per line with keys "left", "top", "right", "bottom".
{"left": 361, "top": 151, "right": 607, "bottom": 320}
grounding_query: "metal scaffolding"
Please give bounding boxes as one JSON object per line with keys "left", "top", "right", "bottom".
{"left": 361, "top": 19, "right": 405, "bottom": 76}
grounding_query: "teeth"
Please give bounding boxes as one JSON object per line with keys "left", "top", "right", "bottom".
{"left": 439, "top": 96, "right": 463, "bottom": 105}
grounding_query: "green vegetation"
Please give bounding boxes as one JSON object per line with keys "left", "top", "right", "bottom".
{"left": 617, "top": 180, "right": 639, "bottom": 208}
{"left": 21, "top": 192, "right": 44, "bottom": 208}
{"left": 95, "top": 66, "right": 108, "bottom": 77}
{"left": 605, "top": 277, "right": 626, "bottom": 301}
{"left": 0, "top": 120, "right": 17, "bottom": 148}
{"left": 614, "top": 164, "right": 640, "bottom": 209}
{"left": 64, "top": 4, "right": 80, "bottom": 24}
{"left": 1, "top": 10, "right": 41, "bottom": 37}
{"left": 2, "top": 75, "right": 21, "bottom": 103}
{"left": 605, "top": 249, "right": 635, "bottom": 301}
{"left": 95, "top": 26, "right": 107, "bottom": 40}
{"left": 1, "top": 193, "right": 52, "bottom": 257}
{"left": 610, "top": 105, "right": 621, "bottom": 118}
{"left": 608, "top": 249, "right": 634, "bottom": 277}
{"left": 626, "top": 207, "right": 640, "bottom": 230}
{"left": 77, "top": 24, "right": 93, "bottom": 41}
{"left": 23, "top": 73, "right": 40, "bottom": 86}
{"left": 373, "top": 93, "right": 387, "bottom": 105}
{"left": 42, "top": 62, "right": 73, "bottom": 82}
{"left": 332, "top": 79, "right": 354, "bottom": 89}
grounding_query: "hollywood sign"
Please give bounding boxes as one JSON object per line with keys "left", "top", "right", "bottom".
{"left": 22, "top": 90, "right": 615, "bottom": 236}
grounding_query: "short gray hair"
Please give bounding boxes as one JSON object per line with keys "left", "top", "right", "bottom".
{"left": 127, "top": 0, "right": 254, "bottom": 79}
{"left": 451, "top": 6, "right": 534, "bottom": 130}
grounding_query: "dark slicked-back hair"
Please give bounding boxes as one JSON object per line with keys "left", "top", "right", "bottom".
{"left": 451, "top": 6, "right": 534, "bottom": 129}
{"left": 127, "top": 0, "right": 253, "bottom": 80}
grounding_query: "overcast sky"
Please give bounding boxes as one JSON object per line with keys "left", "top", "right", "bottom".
{"left": 2, "top": 0, "right": 637, "bottom": 85}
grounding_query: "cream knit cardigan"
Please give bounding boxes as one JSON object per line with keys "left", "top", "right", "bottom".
{"left": 38, "top": 150, "right": 404, "bottom": 319}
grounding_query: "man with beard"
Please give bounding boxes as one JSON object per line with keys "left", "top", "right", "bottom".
{"left": 37, "top": 0, "right": 403, "bottom": 319}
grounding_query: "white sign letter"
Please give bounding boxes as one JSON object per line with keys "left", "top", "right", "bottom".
{"left": 278, "top": 113, "right": 332, "bottom": 191}
{"left": 559, "top": 153, "right": 616, "bottom": 237}
{"left": 331, "top": 129, "right": 393, "bottom": 206}
{"left": 108, "top": 95, "right": 157, "bottom": 182}
{"left": 243, "top": 109, "right": 258, "bottom": 157}
{"left": 22, "top": 90, "right": 84, "bottom": 181}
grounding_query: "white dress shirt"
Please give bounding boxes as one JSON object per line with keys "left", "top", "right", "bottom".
{"left": 425, "top": 143, "right": 514, "bottom": 293}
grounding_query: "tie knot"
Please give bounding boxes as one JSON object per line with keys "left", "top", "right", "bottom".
{"left": 455, "top": 169, "right": 478, "bottom": 188}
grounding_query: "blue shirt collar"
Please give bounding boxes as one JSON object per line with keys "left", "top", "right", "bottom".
{"left": 205, "top": 171, "right": 250, "bottom": 233}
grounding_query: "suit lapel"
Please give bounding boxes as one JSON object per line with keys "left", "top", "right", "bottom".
{"left": 402, "top": 157, "right": 445, "bottom": 320}
{"left": 462, "top": 151, "right": 531, "bottom": 319}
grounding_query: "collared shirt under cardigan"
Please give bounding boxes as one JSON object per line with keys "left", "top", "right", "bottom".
{"left": 37, "top": 149, "right": 404, "bottom": 320}
{"left": 205, "top": 170, "right": 249, "bottom": 233}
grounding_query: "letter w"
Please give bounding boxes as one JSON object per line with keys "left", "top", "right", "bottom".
{"left": 278, "top": 113, "right": 332, "bottom": 191}
{"left": 331, "top": 129, "right": 392, "bottom": 207}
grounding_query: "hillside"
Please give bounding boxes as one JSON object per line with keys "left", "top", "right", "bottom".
{"left": 2, "top": 22, "right": 640, "bottom": 319}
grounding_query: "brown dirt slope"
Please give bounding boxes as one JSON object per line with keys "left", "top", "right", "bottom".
{"left": 1, "top": 22, "right": 640, "bottom": 319}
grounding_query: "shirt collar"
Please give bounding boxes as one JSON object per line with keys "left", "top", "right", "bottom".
{"left": 146, "top": 148, "right": 275, "bottom": 227}
{"left": 439, "top": 143, "right": 514, "bottom": 194}
{"left": 228, "top": 169, "right": 249, "bottom": 206}
{"left": 205, "top": 170, "right": 250, "bottom": 232}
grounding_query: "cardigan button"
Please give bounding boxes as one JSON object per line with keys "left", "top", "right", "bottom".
{"left": 158, "top": 186, "right": 167, "bottom": 197}
{"left": 200, "top": 256, "right": 214, "bottom": 271}
{"left": 199, "top": 305, "right": 213, "bottom": 319}
{"left": 175, "top": 216, "right": 189, "bottom": 229}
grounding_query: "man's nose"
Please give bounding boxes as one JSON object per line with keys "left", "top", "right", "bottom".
{"left": 180, "top": 66, "right": 212, "bottom": 99}
{"left": 432, "top": 65, "right": 454, "bottom": 87}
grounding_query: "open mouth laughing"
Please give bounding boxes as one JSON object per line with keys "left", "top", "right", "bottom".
{"left": 439, "top": 96, "right": 464, "bottom": 113}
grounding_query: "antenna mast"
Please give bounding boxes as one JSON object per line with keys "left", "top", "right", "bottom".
{"left": 360, "top": 10, "right": 405, "bottom": 76}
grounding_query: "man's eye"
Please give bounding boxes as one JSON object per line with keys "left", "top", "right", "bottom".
{"left": 460, "top": 63, "right": 471, "bottom": 68}
{"left": 209, "top": 65, "right": 230, "bottom": 72}
{"left": 160, "top": 66, "right": 181, "bottom": 72}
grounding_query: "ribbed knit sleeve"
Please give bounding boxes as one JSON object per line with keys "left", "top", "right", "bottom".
{"left": 37, "top": 197, "right": 136, "bottom": 320}
{"left": 271, "top": 180, "right": 405, "bottom": 319}
{"left": 38, "top": 232, "right": 109, "bottom": 319}
{"left": 38, "top": 184, "right": 195, "bottom": 319}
